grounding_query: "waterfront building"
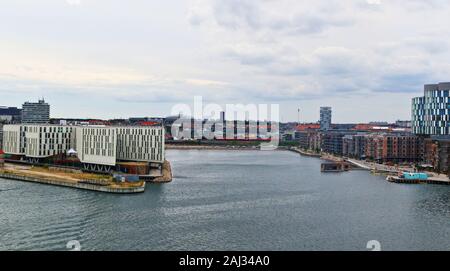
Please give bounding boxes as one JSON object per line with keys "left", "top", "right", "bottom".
{"left": 342, "top": 134, "right": 367, "bottom": 159}
{"left": 22, "top": 99, "right": 50, "bottom": 124}
{"left": 76, "top": 127, "right": 117, "bottom": 171}
{"left": 116, "top": 127, "right": 165, "bottom": 163}
{"left": 320, "top": 107, "right": 332, "bottom": 131}
{"left": 422, "top": 137, "right": 450, "bottom": 174}
{"left": 2, "top": 124, "right": 165, "bottom": 174}
{"left": 298, "top": 130, "right": 321, "bottom": 152}
{"left": 2, "top": 125, "right": 75, "bottom": 163}
{"left": 412, "top": 82, "right": 450, "bottom": 135}
{"left": 364, "top": 134, "right": 422, "bottom": 163}
{"left": 321, "top": 131, "right": 354, "bottom": 155}
{"left": 297, "top": 124, "right": 321, "bottom": 152}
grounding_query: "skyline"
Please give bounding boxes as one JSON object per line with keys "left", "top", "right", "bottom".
{"left": 1, "top": 0, "right": 450, "bottom": 122}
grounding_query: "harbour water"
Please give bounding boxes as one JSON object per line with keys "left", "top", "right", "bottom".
{"left": 1, "top": 150, "right": 450, "bottom": 251}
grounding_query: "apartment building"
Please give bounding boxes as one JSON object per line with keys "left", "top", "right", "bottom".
{"left": 320, "top": 107, "right": 332, "bottom": 131}
{"left": 365, "top": 134, "right": 422, "bottom": 163}
{"left": 342, "top": 134, "right": 367, "bottom": 159}
{"left": 321, "top": 131, "right": 354, "bottom": 155}
{"left": 422, "top": 137, "right": 450, "bottom": 174}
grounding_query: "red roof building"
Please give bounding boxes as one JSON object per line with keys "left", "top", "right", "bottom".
{"left": 296, "top": 123, "right": 320, "bottom": 131}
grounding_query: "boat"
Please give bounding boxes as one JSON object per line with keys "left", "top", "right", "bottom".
{"left": 386, "top": 172, "right": 428, "bottom": 184}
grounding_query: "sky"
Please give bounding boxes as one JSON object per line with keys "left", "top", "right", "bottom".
{"left": 1, "top": 0, "right": 450, "bottom": 123}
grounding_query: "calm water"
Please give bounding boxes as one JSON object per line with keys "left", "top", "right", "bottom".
{"left": 2, "top": 150, "right": 450, "bottom": 251}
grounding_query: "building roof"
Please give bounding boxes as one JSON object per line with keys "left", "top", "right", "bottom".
{"left": 296, "top": 123, "right": 320, "bottom": 131}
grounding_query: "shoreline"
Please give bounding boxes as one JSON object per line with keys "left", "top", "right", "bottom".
{"left": 0, "top": 172, "right": 146, "bottom": 194}
{"left": 293, "top": 148, "right": 450, "bottom": 184}
{"left": 0, "top": 163, "right": 147, "bottom": 194}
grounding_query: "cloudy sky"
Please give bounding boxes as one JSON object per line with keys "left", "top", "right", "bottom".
{"left": 1, "top": 0, "right": 450, "bottom": 122}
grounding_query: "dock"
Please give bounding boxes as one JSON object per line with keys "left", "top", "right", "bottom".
{"left": 0, "top": 163, "right": 146, "bottom": 194}
{"left": 321, "top": 162, "right": 351, "bottom": 172}
{"left": 0, "top": 172, "right": 146, "bottom": 193}
{"left": 386, "top": 175, "right": 450, "bottom": 186}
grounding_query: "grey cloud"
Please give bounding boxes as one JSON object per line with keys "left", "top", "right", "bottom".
{"left": 192, "top": 0, "right": 357, "bottom": 35}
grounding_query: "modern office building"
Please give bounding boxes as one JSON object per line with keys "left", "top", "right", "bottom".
{"left": 76, "top": 127, "right": 117, "bottom": 171}
{"left": 2, "top": 124, "right": 165, "bottom": 174}
{"left": 116, "top": 127, "right": 165, "bottom": 162}
{"left": 2, "top": 125, "right": 75, "bottom": 163}
{"left": 412, "top": 83, "right": 450, "bottom": 135}
{"left": 320, "top": 107, "right": 332, "bottom": 131}
{"left": 22, "top": 99, "right": 50, "bottom": 124}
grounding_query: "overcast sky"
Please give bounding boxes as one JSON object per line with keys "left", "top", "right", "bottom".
{"left": 1, "top": 0, "right": 450, "bottom": 122}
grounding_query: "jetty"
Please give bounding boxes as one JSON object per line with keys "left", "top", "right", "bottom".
{"left": 0, "top": 163, "right": 146, "bottom": 194}
{"left": 321, "top": 162, "right": 351, "bottom": 172}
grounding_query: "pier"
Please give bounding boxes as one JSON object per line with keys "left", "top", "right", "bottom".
{"left": 0, "top": 172, "right": 146, "bottom": 193}
{"left": 321, "top": 162, "right": 351, "bottom": 172}
{"left": 0, "top": 163, "right": 146, "bottom": 194}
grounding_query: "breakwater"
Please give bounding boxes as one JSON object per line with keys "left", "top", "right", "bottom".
{"left": 0, "top": 172, "right": 145, "bottom": 194}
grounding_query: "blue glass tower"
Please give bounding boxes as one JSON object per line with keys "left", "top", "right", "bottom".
{"left": 412, "top": 83, "right": 450, "bottom": 135}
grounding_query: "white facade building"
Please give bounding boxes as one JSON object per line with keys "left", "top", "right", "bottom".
{"left": 2, "top": 125, "right": 21, "bottom": 155}
{"left": 76, "top": 127, "right": 117, "bottom": 169}
{"left": 116, "top": 127, "right": 165, "bottom": 163}
{"left": 2, "top": 124, "right": 165, "bottom": 172}
{"left": 2, "top": 125, "right": 75, "bottom": 160}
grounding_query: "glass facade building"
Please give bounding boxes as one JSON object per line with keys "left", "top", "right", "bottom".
{"left": 320, "top": 107, "right": 332, "bottom": 131}
{"left": 412, "top": 83, "right": 450, "bottom": 135}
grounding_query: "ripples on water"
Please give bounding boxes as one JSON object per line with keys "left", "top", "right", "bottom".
{"left": 2, "top": 150, "right": 450, "bottom": 251}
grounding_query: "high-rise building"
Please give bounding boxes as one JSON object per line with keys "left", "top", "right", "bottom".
{"left": 412, "top": 83, "right": 450, "bottom": 135}
{"left": 320, "top": 107, "right": 332, "bottom": 130}
{"left": 22, "top": 99, "right": 50, "bottom": 124}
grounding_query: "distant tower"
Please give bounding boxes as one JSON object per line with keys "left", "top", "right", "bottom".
{"left": 22, "top": 99, "right": 50, "bottom": 124}
{"left": 320, "top": 107, "right": 332, "bottom": 130}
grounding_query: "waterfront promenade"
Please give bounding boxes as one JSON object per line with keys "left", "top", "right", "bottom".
{"left": 292, "top": 147, "right": 450, "bottom": 184}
